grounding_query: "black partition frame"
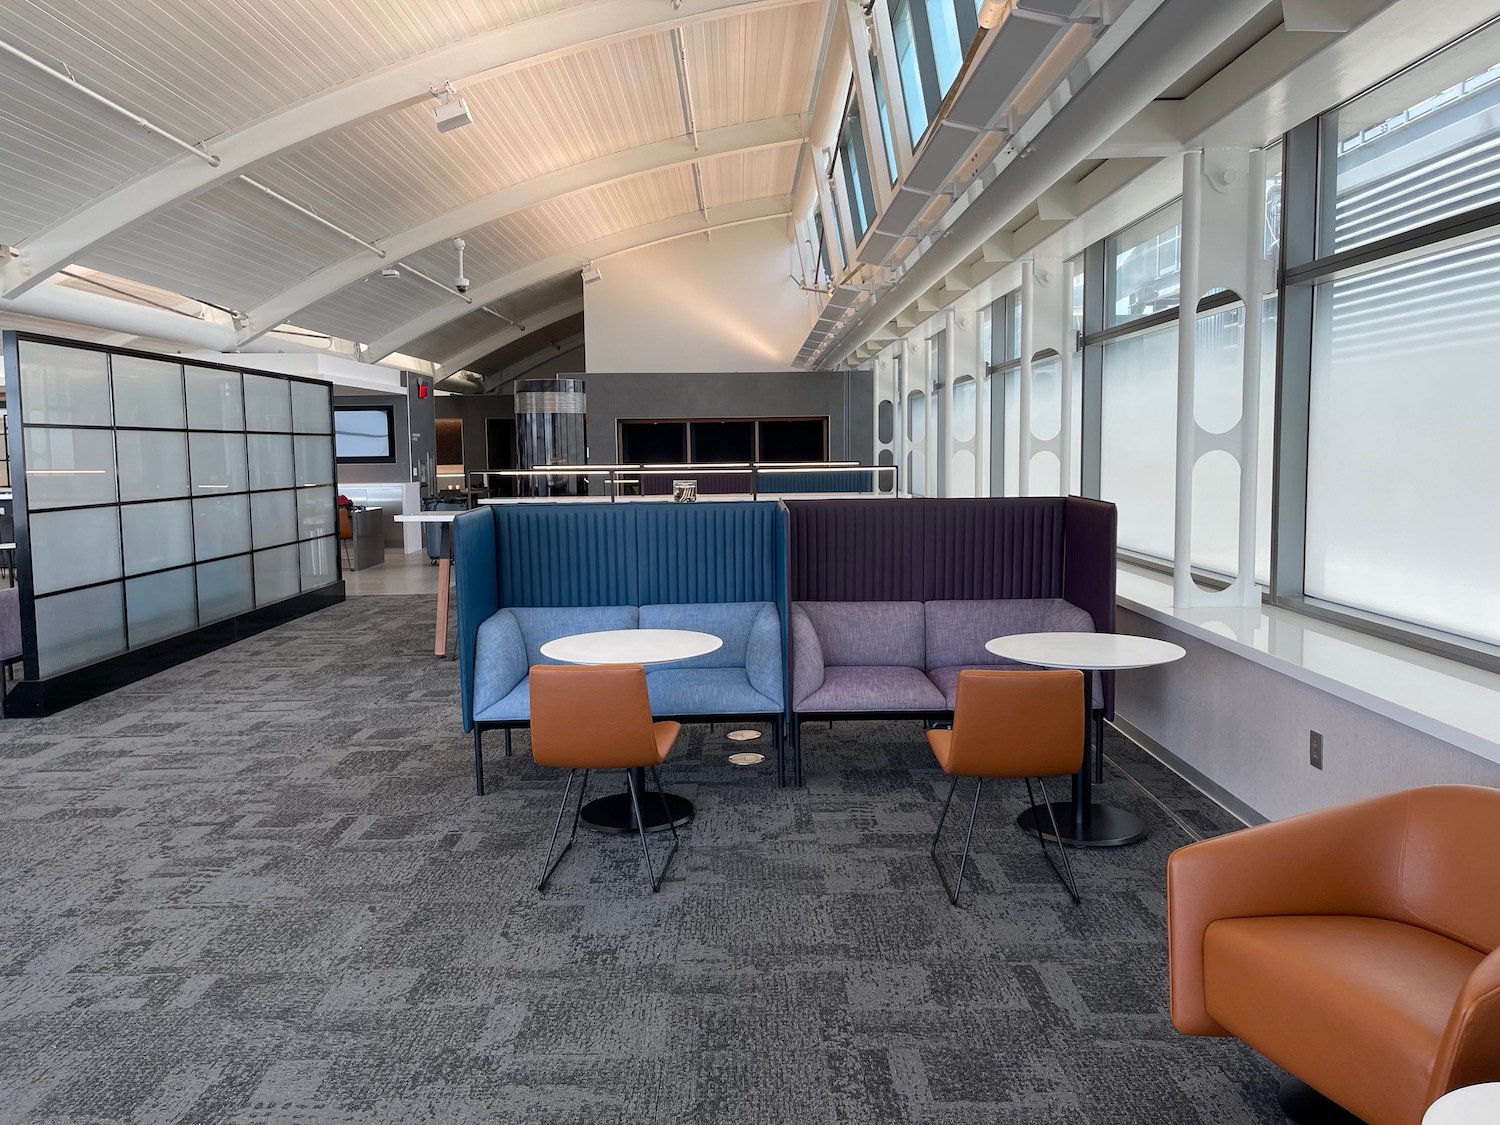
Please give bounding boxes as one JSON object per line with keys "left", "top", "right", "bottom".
{"left": 1, "top": 332, "right": 346, "bottom": 716}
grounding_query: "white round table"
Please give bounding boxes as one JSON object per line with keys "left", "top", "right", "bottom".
{"left": 539, "top": 628, "right": 722, "bottom": 834}
{"left": 1424, "top": 1084, "right": 1500, "bottom": 1123}
{"left": 984, "top": 631, "right": 1186, "bottom": 848}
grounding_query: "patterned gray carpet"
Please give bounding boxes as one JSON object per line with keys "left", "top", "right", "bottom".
{"left": 0, "top": 596, "right": 1285, "bottom": 1124}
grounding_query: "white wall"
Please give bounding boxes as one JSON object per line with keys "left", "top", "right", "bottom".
{"left": 584, "top": 222, "right": 811, "bottom": 373}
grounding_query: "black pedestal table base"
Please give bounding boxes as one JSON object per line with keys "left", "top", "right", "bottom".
{"left": 580, "top": 768, "right": 694, "bottom": 833}
{"left": 1016, "top": 801, "right": 1147, "bottom": 848}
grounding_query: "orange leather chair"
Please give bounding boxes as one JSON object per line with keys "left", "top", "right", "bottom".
{"left": 1168, "top": 785, "right": 1500, "bottom": 1125}
{"left": 926, "top": 669, "right": 1085, "bottom": 905}
{"left": 529, "top": 664, "right": 682, "bottom": 893}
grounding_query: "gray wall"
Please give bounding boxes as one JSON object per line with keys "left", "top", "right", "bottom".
{"left": 436, "top": 393, "right": 514, "bottom": 478}
{"left": 1114, "top": 607, "right": 1500, "bottom": 824}
{"left": 579, "top": 370, "right": 874, "bottom": 463}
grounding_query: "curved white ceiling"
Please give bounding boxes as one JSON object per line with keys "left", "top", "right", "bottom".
{"left": 0, "top": 0, "right": 829, "bottom": 363}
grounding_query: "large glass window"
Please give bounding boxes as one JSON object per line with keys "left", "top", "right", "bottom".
{"left": 870, "top": 55, "right": 899, "bottom": 183}
{"left": 837, "top": 104, "right": 878, "bottom": 241}
{"left": 1106, "top": 204, "right": 1182, "bottom": 326}
{"left": 891, "top": 0, "right": 929, "bottom": 143}
{"left": 1323, "top": 50, "right": 1500, "bottom": 256}
{"left": 1304, "top": 233, "right": 1500, "bottom": 643}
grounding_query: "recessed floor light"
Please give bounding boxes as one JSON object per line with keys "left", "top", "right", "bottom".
{"left": 728, "top": 752, "right": 766, "bottom": 766}
{"left": 727, "top": 729, "right": 761, "bottom": 741}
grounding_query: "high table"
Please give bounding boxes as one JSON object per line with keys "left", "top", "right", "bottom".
{"left": 393, "top": 511, "right": 460, "bottom": 657}
{"left": 540, "top": 628, "right": 722, "bottom": 834}
{"left": 984, "top": 631, "right": 1186, "bottom": 847}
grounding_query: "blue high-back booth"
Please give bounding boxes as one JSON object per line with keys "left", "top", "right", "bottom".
{"left": 453, "top": 501, "right": 790, "bottom": 792}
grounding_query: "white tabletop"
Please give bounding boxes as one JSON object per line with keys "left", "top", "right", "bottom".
{"left": 394, "top": 511, "right": 463, "bottom": 523}
{"left": 1424, "top": 1084, "right": 1500, "bottom": 1124}
{"left": 540, "top": 628, "right": 722, "bottom": 665}
{"left": 985, "top": 631, "right": 1187, "bottom": 671}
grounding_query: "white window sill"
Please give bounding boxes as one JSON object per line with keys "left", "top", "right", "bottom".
{"left": 1116, "top": 563, "right": 1500, "bottom": 767}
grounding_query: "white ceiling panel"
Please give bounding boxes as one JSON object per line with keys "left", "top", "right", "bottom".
{"left": 76, "top": 180, "right": 359, "bottom": 310}
{"left": 238, "top": 34, "right": 687, "bottom": 244}
{"left": 400, "top": 274, "right": 582, "bottom": 361}
{"left": 0, "top": 68, "right": 181, "bottom": 243}
{"left": 685, "top": 5, "right": 827, "bottom": 131}
{"left": 3, "top": 0, "right": 591, "bottom": 145}
{"left": 292, "top": 274, "right": 460, "bottom": 346}
{"left": 698, "top": 147, "right": 802, "bottom": 208}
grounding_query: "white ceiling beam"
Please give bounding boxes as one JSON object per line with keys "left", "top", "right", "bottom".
{"left": 366, "top": 197, "right": 790, "bottom": 359}
{"left": 238, "top": 117, "right": 803, "bottom": 344}
{"left": 0, "top": 0, "right": 816, "bottom": 300}
{"left": 440, "top": 296, "right": 585, "bottom": 372}
{"left": 489, "top": 331, "right": 588, "bottom": 387}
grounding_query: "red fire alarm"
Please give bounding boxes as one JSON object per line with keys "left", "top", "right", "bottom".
{"left": 417, "top": 382, "right": 428, "bottom": 399}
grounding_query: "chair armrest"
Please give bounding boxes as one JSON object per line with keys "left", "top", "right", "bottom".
{"left": 472, "top": 610, "right": 527, "bottom": 718}
{"left": 790, "top": 604, "right": 825, "bottom": 708}
{"left": 1430, "top": 947, "right": 1500, "bottom": 1103}
{"left": 745, "top": 604, "right": 784, "bottom": 707}
{"left": 1168, "top": 792, "right": 1408, "bottom": 1035}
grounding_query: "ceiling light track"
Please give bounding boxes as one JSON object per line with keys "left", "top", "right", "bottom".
{"left": 480, "top": 306, "right": 525, "bottom": 331}
{"left": 236, "top": 176, "right": 385, "bottom": 258}
{"left": 670, "top": 27, "right": 700, "bottom": 150}
{"left": 0, "top": 37, "right": 221, "bottom": 167}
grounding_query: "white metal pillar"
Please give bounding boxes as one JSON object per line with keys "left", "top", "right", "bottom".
{"left": 1172, "top": 146, "right": 1272, "bottom": 608}
{"left": 1019, "top": 261, "right": 1035, "bottom": 495}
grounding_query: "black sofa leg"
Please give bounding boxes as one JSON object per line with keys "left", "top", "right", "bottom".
{"left": 504, "top": 728, "right": 513, "bottom": 758}
{"left": 793, "top": 720, "right": 804, "bottom": 788}
{"left": 1277, "top": 1078, "right": 1367, "bottom": 1124}
{"left": 773, "top": 722, "right": 785, "bottom": 788}
{"left": 473, "top": 729, "right": 485, "bottom": 797}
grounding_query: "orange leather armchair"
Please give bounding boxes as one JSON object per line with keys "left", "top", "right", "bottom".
{"left": 530, "top": 664, "right": 682, "bottom": 893}
{"left": 1167, "top": 785, "right": 1500, "bottom": 1125}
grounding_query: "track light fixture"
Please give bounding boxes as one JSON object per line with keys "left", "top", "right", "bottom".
{"left": 431, "top": 81, "right": 474, "bottom": 133}
{"left": 581, "top": 261, "right": 602, "bottom": 284}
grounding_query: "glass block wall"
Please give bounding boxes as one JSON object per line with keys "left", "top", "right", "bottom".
{"left": 9, "top": 337, "right": 339, "bottom": 679}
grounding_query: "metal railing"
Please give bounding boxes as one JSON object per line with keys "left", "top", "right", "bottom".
{"left": 467, "top": 461, "right": 901, "bottom": 502}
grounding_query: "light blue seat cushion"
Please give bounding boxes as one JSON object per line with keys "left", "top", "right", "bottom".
{"left": 645, "top": 668, "right": 780, "bottom": 715}
{"left": 640, "top": 601, "right": 783, "bottom": 708}
{"left": 472, "top": 604, "right": 638, "bottom": 722}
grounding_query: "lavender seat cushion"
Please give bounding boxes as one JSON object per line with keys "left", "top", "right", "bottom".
{"left": 928, "top": 665, "right": 1103, "bottom": 710}
{"left": 796, "top": 601, "right": 925, "bottom": 667}
{"left": 796, "top": 666, "right": 946, "bottom": 713}
{"left": 924, "top": 599, "right": 1095, "bottom": 670}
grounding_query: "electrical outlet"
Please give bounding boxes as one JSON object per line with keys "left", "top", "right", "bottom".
{"left": 1309, "top": 730, "right": 1324, "bottom": 770}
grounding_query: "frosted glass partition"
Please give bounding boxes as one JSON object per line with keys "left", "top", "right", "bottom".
{"left": 6, "top": 336, "right": 341, "bottom": 682}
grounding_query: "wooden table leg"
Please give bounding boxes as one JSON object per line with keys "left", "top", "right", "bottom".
{"left": 434, "top": 554, "right": 451, "bottom": 657}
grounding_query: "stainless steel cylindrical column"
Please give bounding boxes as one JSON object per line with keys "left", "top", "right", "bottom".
{"left": 513, "top": 377, "right": 587, "bottom": 496}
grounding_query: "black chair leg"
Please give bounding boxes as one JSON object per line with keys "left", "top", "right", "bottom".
{"left": 1029, "top": 776, "right": 1081, "bottom": 904}
{"left": 931, "top": 774, "right": 982, "bottom": 905}
{"left": 473, "top": 728, "right": 485, "bottom": 796}
{"left": 504, "top": 728, "right": 513, "bottom": 758}
{"left": 538, "top": 769, "right": 589, "bottom": 891}
{"left": 626, "top": 768, "right": 678, "bottom": 893}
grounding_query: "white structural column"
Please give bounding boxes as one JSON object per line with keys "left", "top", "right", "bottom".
{"left": 946, "top": 301, "right": 981, "bottom": 496}
{"left": 938, "top": 308, "right": 957, "bottom": 496}
{"left": 1172, "top": 147, "right": 1271, "bottom": 608}
{"left": 872, "top": 347, "right": 899, "bottom": 491}
{"left": 1019, "top": 262, "right": 1035, "bottom": 495}
{"left": 903, "top": 336, "right": 926, "bottom": 495}
{"left": 974, "top": 308, "right": 991, "bottom": 495}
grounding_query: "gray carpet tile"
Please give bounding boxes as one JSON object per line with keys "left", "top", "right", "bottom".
{"left": 0, "top": 596, "right": 1286, "bottom": 1124}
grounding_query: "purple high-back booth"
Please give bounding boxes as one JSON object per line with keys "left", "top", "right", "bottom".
{"left": 784, "top": 496, "right": 1118, "bottom": 718}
